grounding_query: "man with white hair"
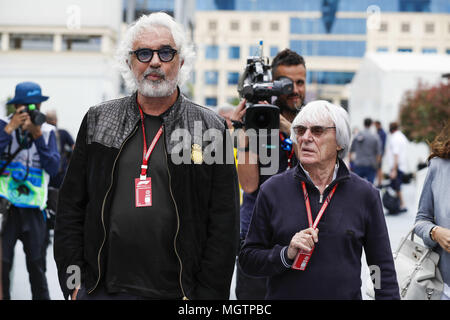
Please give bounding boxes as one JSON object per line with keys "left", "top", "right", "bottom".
{"left": 239, "top": 100, "right": 399, "bottom": 299}
{"left": 54, "top": 12, "right": 239, "bottom": 300}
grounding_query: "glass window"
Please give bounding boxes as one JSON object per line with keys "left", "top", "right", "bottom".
{"left": 270, "top": 46, "right": 279, "bottom": 57}
{"left": 399, "top": 0, "right": 431, "bottom": 12}
{"left": 251, "top": 21, "right": 261, "bottom": 32}
{"left": 422, "top": 48, "right": 437, "bottom": 54}
{"left": 401, "top": 23, "right": 410, "bottom": 32}
{"left": 338, "top": 0, "right": 397, "bottom": 12}
{"left": 307, "top": 71, "right": 355, "bottom": 85}
{"left": 230, "top": 21, "right": 239, "bottom": 31}
{"left": 290, "top": 40, "right": 366, "bottom": 57}
{"left": 397, "top": 47, "right": 413, "bottom": 52}
{"left": 379, "top": 22, "right": 388, "bottom": 32}
{"left": 204, "top": 71, "right": 219, "bottom": 85}
{"left": 290, "top": 18, "right": 366, "bottom": 35}
{"left": 62, "top": 35, "right": 101, "bottom": 51}
{"left": 227, "top": 72, "right": 240, "bottom": 85}
{"left": 425, "top": 23, "right": 434, "bottom": 33}
{"left": 209, "top": 20, "right": 217, "bottom": 31}
{"left": 270, "top": 21, "right": 279, "bottom": 31}
{"left": 205, "top": 97, "right": 218, "bottom": 106}
{"left": 9, "top": 33, "right": 53, "bottom": 51}
{"left": 205, "top": 45, "right": 219, "bottom": 59}
{"left": 228, "top": 46, "right": 240, "bottom": 59}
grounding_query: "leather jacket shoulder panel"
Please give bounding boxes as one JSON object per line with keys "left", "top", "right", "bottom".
{"left": 86, "top": 93, "right": 140, "bottom": 149}
{"left": 85, "top": 91, "right": 227, "bottom": 157}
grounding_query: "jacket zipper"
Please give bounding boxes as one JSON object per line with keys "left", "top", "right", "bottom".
{"left": 88, "top": 125, "right": 138, "bottom": 294}
{"left": 163, "top": 132, "right": 188, "bottom": 300}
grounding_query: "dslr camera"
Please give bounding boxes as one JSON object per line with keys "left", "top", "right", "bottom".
{"left": 20, "top": 104, "right": 46, "bottom": 126}
{"left": 237, "top": 47, "right": 293, "bottom": 131}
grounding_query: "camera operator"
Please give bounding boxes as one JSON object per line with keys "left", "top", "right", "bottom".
{"left": 231, "top": 49, "right": 306, "bottom": 299}
{"left": 0, "top": 81, "right": 60, "bottom": 300}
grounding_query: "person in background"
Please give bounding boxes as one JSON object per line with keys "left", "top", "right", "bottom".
{"left": 239, "top": 100, "right": 399, "bottom": 299}
{"left": 231, "top": 48, "right": 306, "bottom": 300}
{"left": 1, "top": 81, "right": 60, "bottom": 300}
{"left": 217, "top": 104, "right": 243, "bottom": 205}
{"left": 374, "top": 120, "right": 387, "bottom": 187}
{"left": 385, "top": 122, "right": 409, "bottom": 213}
{"left": 349, "top": 118, "right": 381, "bottom": 184}
{"left": 415, "top": 123, "right": 450, "bottom": 300}
{"left": 45, "top": 110, "right": 74, "bottom": 189}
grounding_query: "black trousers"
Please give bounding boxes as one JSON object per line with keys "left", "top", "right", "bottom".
{"left": 1, "top": 205, "right": 50, "bottom": 300}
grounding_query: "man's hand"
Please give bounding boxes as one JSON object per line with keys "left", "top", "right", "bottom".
{"left": 4, "top": 106, "right": 28, "bottom": 135}
{"left": 231, "top": 99, "right": 246, "bottom": 124}
{"left": 433, "top": 227, "right": 450, "bottom": 253}
{"left": 287, "top": 228, "right": 319, "bottom": 260}
{"left": 279, "top": 114, "right": 291, "bottom": 135}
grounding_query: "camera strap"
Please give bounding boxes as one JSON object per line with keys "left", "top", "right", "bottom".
{"left": 0, "top": 142, "right": 25, "bottom": 176}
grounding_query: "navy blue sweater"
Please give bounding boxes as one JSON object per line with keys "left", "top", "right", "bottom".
{"left": 239, "top": 160, "right": 400, "bottom": 300}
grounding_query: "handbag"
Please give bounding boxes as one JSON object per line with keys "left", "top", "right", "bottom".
{"left": 366, "top": 225, "right": 444, "bottom": 300}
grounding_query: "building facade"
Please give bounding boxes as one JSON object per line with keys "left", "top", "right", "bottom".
{"left": 0, "top": 0, "right": 122, "bottom": 137}
{"left": 193, "top": 0, "right": 450, "bottom": 109}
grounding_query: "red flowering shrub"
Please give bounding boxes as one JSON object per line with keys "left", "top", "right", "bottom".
{"left": 399, "top": 81, "right": 450, "bottom": 143}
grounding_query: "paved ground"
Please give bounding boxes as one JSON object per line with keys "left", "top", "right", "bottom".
{"left": 7, "top": 170, "right": 426, "bottom": 300}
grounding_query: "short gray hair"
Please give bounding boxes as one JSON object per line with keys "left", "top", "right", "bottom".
{"left": 290, "top": 100, "right": 351, "bottom": 159}
{"left": 116, "top": 12, "right": 195, "bottom": 93}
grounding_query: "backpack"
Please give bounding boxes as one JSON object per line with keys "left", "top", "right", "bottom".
{"left": 382, "top": 188, "right": 401, "bottom": 214}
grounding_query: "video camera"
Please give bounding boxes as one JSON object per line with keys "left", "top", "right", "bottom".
{"left": 237, "top": 42, "right": 293, "bottom": 131}
{"left": 20, "top": 104, "right": 46, "bottom": 126}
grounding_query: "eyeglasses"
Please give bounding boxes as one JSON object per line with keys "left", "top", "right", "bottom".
{"left": 129, "top": 47, "right": 178, "bottom": 63}
{"left": 293, "top": 125, "right": 336, "bottom": 137}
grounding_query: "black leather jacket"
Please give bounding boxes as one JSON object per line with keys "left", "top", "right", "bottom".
{"left": 54, "top": 91, "right": 240, "bottom": 300}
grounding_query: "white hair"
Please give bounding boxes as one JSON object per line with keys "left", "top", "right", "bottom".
{"left": 290, "top": 100, "right": 352, "bottom": 159}
{"left": 115, "top": 12, "right": 195, "bottom": 93}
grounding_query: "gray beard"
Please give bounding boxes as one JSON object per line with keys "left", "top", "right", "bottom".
{"left": 137, "top": 75, "right": 179, "bottom": 98}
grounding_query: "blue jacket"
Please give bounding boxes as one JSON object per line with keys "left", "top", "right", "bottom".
{"left": 0, "top": 116, "right": 60, "bottom": 178}
{"left": 239, "top": 159, "right": 400, "bottom": 299}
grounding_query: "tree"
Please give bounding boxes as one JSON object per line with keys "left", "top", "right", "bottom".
{"left": 399, "top": 81, "right": 450, "bottom": 144}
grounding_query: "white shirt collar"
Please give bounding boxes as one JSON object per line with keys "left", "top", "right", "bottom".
{"left": 299, "top": 161, "right": 340, "bottom": 191}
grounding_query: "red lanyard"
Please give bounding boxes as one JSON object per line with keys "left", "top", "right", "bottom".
{"left": 301, "top": 181, "right": 338, "bottom": 229}
{"left": 137, "top": 104, "right": 163, "bottom": 180}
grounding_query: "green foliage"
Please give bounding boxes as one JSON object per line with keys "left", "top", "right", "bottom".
{"left": 399, "top": 82, "right": 450, "bottom": 144}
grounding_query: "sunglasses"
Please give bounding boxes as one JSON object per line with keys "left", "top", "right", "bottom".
{"left": 293, "top": 125, "right": 336, "bottom": 137}
{"left": 129, "top": 47, "right": 178, "bottom": 63}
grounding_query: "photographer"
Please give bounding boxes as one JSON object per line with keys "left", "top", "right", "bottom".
{"left": 0, "top": 81, "right": 60, "bottom": 300}
{"left": 231, "top": 49, "right": 306, "bottom": 299}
